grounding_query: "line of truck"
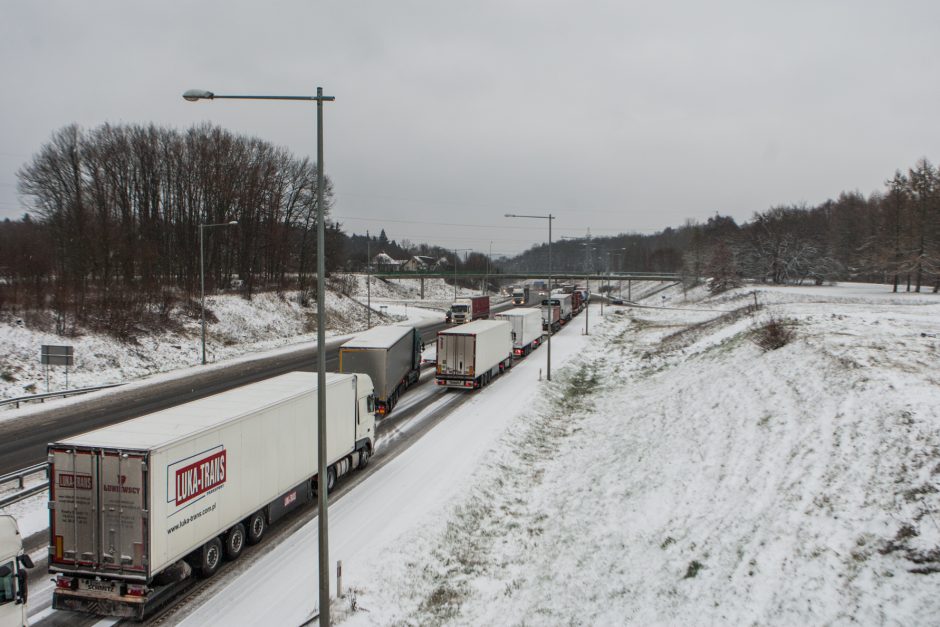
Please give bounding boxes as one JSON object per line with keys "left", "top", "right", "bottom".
{"left": 541, "top": 285, "right": 590, "bottom": 332}
{"left": 37, "top": 294, "right": 561, "bottom": 622}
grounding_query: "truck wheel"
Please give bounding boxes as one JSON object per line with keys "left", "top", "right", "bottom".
{"left": 224, "top": 523, "right": 246, "bottom": 560}
{"left": 326, "top": 467, "right": 337, "bottom": 493}
{"left": 359, "top": 447, "right": 371, "bottom": 469}
{"left": 246, "top": 511, "right": 266, "bottom": 545}
{"left": 197, "top": 538, "right": 223, "bottom": 578}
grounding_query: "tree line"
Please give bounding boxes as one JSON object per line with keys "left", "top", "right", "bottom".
{"left": 1, "top": 122, "right": 343, "bottom": 335}
{"left": 507, "top": 158, "right": 940, "bottom": 293}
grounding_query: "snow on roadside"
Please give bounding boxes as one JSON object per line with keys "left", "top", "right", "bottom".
{"left": 340, "top": 284, "right": 940, "bottom": 625}
{"left": 0, "top": 277, "right": 471, "bottom": 402}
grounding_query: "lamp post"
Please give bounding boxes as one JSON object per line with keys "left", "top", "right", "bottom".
{"left": 184, "top": 87, "right": 336, "bottom": 626}
{"left": 560, "top": 237, "right": 593, "bottom": 336}
{"left": 452, "top": 248, "right": 471, "bottom": 300}
{"left": 582, "top": 244, "right": 595, "bottom": 335}
{"left": 199, "top": 220, "right": 238, "bottom": 365}
{"left": 484, "top": 240, "right": 493, "bottom": 293}
{"left": 366, "top": 230, "right": 371, "bottom": 329}
{"left": 505, "top": 213, "right": 554, "bottom": 381}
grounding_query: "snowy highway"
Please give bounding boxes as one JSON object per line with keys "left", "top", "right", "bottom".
{"left": 26, "top": 299, "right": 582, "bottom": 626}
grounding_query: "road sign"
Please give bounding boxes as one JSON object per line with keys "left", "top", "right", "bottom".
{"left": 41, "top": 345, "right": 73, "bottom": 366}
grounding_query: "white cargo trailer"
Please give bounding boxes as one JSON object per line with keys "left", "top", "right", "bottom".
{"left": 494, "top": 308, "right": 544, "bottom": 357}
{"left": 542, "top": 293, "right": 573, "bottom": 323}
{"left": 47, "top": 371, "right": 375, "bottom": 620}
{"left": 339, "top": 325, "right": 422, "bottom": 416}
{"left": 436, "top": 319, "right": 512, "bottom": 389}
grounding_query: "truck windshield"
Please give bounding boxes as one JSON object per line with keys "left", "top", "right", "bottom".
{"left": 0, "top": 560, "right": 13, "bottom": 604}
{"left": 452, "top": 305, "right": 468, "bottom": 313}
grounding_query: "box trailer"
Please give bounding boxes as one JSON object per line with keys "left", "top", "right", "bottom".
{"left": 494, "top": 308, "right": 543, "bottom": 357}
{"left": 542, "top": 302, "right": 561, "bottom": 332}
{"left": 339, "top": 325, "right": 422, "bottom": 416}
{"left": 449, "top": 295, "right": 490, "bottom": 324}
{"left": 47, "top": 372, "right": 375, "bottom": 620}
{"left": 436, "top": 319, "right": 512, "bottom": 389}
{"left": 542, "top": 294, "right": 573, "bottom": 323}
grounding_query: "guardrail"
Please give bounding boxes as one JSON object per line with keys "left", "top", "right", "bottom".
{"left": 0, "top": 463, "right": 49, "bottom": 509}
{"left": 0, "top": 481, "right": 48, "bottom": 509}
{"left": 0, "top": 383, "right": 123, "bottom": 409}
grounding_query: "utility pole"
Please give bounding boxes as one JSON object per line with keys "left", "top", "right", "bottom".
{"left": 366, "top": 230, "right": 371, "bottom": 329}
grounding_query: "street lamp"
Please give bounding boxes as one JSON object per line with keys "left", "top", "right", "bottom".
{"left": 452, "top": 248, "right": 471, "bottom": 300}
{"left": 366, "top": 230, "right": 371, "bottom": 329}
{"left": 484, "top": 240, "right": 493, "bottom": 293}
{"left": 505, "top": 213, "right": 554, "bottom": 381}
{"left": 199, "top": 220, "right": 238, "bottom": 365}
{"left": 560, "top": 237, "right": 593, "bottom": 336}
{"left": 184, "top": 86, "right": 336, "bottom": 626}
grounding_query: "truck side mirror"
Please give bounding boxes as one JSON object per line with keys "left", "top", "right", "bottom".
{"left": 18, "top": 554, "right": 34, "bottom": 569}
{"left": 15, "top": 570, "right": 27, "bottom": 604}
{"left": 0, "top": 564, "right": 10, "bottom": 578}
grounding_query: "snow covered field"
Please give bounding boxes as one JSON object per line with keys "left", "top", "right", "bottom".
{"left": 179, "top": 282, "right": 939, "bottom": 626}
{"left": 0, "top": 276, "right": 474, "bottom": 401}
{"left": 6, "top": 280, "right": 939, "bottom": 625}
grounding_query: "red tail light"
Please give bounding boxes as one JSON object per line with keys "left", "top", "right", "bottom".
{"left": 55, "top": 575, "right": 77, "bottom": 590}
{"left": 125, "top": 584, "right": 147, "bottom": 597}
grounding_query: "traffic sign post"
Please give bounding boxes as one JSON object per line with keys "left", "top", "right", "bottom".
{"left": 41, "top": 345, "right": 74, "bottom": 392}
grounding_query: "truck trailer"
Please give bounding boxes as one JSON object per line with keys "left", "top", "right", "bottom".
{"left": 436, "top": 319, "right": 512, "bottom": 389}
{"left": 339, "top": 324, "right": 422, "bottom": 416}
{"left": 1, "top": 516, "right": 34, "bottom": 627}
{"left": 494, "top": 308, "right": 543, "bottom": 357}
{"left": 542, "top": 293, "right": 573, "bottom": 323}
{"left": 449, "top": 295, "right": 490, "bottom": 324}
{"left": 542, "top": 302, "right": 561, "bottom": 332}
{"left": 47, "top": 372, "right": 376, "bottom": 620}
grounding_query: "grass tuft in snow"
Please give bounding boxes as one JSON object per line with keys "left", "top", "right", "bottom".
{"left": 751, "top": 314, "right": 796, "bottom": 351}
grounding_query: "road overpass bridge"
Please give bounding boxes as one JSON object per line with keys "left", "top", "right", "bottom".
{"left": 368, "top": 270, "right": 681, "bottom": 299}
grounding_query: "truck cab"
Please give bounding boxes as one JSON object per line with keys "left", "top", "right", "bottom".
{"left": 0, "top": 515, "right": 34, "bottom": 627}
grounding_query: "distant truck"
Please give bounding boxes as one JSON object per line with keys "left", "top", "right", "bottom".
{"left": 511, "top": 287, "right": 529, "bottom": 306}
{"left": 542, "top": 293, "right": 573, "bottom": 323}
{"left": 495, "top": 308, "right": 543, "bottom": 357}
{"left": 541, "top": 301, "right": 561, "bottom": 332}
{"left": 570, "top": 290, "right": 583, "bottom": 314}
{"left": 47, "top": 372, "right": 376, "bottom": 620}
{"left": 1, "top": 515, "right": 35, "bottom": 627}
{"left": 436, "top": 320, "right": 512, "bottom": 389}
{"left": 574, "top": 286, "right": 590, "bottom": 309}
{"left": 449, "top": 295, "right": 490, "bottom": 324}
{"left": 340, "top": 324, "right": 423, "bottom": 416}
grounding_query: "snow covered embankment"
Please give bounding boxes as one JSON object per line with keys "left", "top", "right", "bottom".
{"left": 345, "top": 285, "right": 940, "bottom": 625}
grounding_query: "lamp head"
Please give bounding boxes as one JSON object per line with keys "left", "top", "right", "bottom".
{"left": 183, "top": 89, "right": 215, "bottom": 102}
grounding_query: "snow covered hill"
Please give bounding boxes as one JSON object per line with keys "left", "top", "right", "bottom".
{"left": 0, "top": 276, "right": 472, "bottom": 401}
{"left": 339, "top": 283, "right": 940, "bottom": 625}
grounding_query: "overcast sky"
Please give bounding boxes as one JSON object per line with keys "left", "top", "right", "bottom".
{"left": 2, "top": 1, "right": 939, "bottom": 256}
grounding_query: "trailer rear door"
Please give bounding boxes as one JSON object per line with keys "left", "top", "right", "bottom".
{"left": 438, "top": 334, "right": 476, "bottom": 376}
{"left": 50, "top": 448, "right": 148, "bottom": 575}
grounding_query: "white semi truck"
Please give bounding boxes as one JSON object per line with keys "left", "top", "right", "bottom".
{"left": 47, "top": 371, "right": 376, "bottom": 620}
{"left": 436, "top": 319, "right": 512, "bottom": 389}
{"left": 494, "top": 308, "right": 544, "bottom": 357}
{"left": 0, "top": 516, "right": 34, "bottom": 627}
